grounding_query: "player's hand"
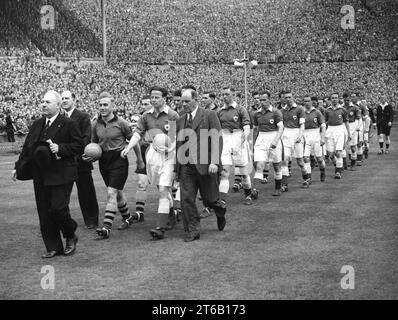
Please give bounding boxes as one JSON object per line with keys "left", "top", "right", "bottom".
{"left": 137, "top": 160, "right": 145, "bottom": 170}
{"left": 208, "top": 164, "right": 218, "bottom": 174}
{"left": 388, "top": 122, "right": 392, "bottom": 127}
{"left": 11, "top": 169, "right": 17, "bottom": 182}
{"left": 82, "top": 154, "right": 95, "bottom": 163}
{"left": 120, "top": 148, "right": 130, "bottom": 158}
{"left": 270, "top": 142, "right": 277, "bottom": 149}
{"left": 320, "top": 139, "right": 325, "bottom": 146}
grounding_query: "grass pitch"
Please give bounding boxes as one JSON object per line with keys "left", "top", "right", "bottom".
{"left": 0, "top": 133, "right": 397, "bottom": 299}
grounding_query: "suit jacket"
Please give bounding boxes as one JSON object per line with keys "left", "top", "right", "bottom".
{"left": 70, "top": 108, "right": 93, "bottom": 171}
{"left": 376, "top": 104, "right": 394, "bottom": 126}
{"left": 176, "top": 107, "right": 223, "bottom": 177}
{"left": 15, "top": 114, "right": 84, "bottom": 186}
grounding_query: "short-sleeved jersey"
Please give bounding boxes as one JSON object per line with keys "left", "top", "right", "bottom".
{"left": 304, "top": 108, "right": 325, "bottom": 129}
{"left": 134, "top": 105, "right": 179, "bottom": 142}
{"left": 357, "top": 103, "right": 369, "bottom": 119}
{"left": 345, "top": 104, "right": 361, "bottom": 123}
{"left": 92, "top": 114, "right": 133, "bottom": 152}
{"left": 248, "top": 106, "right": 259, "bottom": 129}
{"left": 253, "top": 106, "right": 283, "bottom": 132}
{"left": 325, "top": 105, "right": 348, "bottom": 126}
{"left": 281, "top": 104, "right": 306, "bottom": 128}
{"left": 218, "top": 101, "right": 251, "bottom": 131}
{"left": 316, "top": 105, "right": 327, "bottom": 116}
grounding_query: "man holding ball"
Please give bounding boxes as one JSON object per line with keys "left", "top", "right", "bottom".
{"left": 85, "top": 92, "right": 143, "bottom": 239}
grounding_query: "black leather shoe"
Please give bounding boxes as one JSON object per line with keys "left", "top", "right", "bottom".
{"left": 184, "top": 234, "right": 200, "bottom": 242}
{"left": 41, "top": 251, "right": 61, "bottom": 259}
{"left": 85, "top": 224, "right": 98, "bottom": 229}
{"left": 149, "top": 228, "right": 165, "bottom": 240}
{"left": 217, "top": 216, "right": 226, "bottom": 231}
{"left": 64, "top": 236, "right": 78, "bottom": 256}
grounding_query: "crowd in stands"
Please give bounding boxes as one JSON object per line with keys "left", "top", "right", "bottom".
{"left": 1, "top": 57, "right": 397, "bottom": 136}
{"left": 1, "top": 0, "right": 397, "bottom": 137}
{"left": 1, "top": 0, "right": 397, "bottom": 63}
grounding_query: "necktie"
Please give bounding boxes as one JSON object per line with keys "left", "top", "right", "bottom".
{"left": 42, "top": 119, "right": 51, "bottom": 140}
{"left": 186, "top": 113, "right": 192, "bottom": 129}
{"left": 185, "top": 114, "right": 192, "bottom": 160}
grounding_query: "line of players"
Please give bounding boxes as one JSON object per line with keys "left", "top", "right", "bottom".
{"left": 87, "top": 87, "right": 377, "bottom": 241}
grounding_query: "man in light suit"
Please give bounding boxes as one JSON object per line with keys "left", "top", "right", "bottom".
{"left": 12, "top": 90, "right": 84, "bottom": 258}
{"left": 175, "top": 88, "right": 226, "bottom": 242}
{"left": 61, "top": 91, "right": 99, "bottom": 229}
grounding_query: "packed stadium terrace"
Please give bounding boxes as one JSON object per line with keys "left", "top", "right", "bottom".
{"left": 0, "top": 0, "right": 397, "bottom": 134}
{"left": 0, "top": 0, "right": 397, "bottom": 63}
{"left": 1, "top": 57, "right": 397, "bottom": 135}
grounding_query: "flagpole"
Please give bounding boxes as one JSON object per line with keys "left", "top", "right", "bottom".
{"left": 243, "top": 50, "right": 248, "bottom": 109}
{"left": 101, "top": 0, "right": 107, "bottom": 65}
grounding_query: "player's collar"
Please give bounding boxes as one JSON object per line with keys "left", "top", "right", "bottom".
{"left": 333, "top": 104, "right": 344, "bottom": 110}
{"left": 380, "top": 102, "right": 388, "bottom": 108}
{"left": 286, "top": 103, "right": 297, "bottom": 110}
{"left": 305, "top": 107, "right": 315, "bottom": 113}
{"left": 259, "top": 105, "right": 273, "bottom": 113}
{"left": 148, "top": 104, "right": 169, "bottom": 114}
{"left": 98, "top": 112, "right": 118, "bottom": 123}
{"left": 221, "top": 101, "right": 237, "bottom": 110}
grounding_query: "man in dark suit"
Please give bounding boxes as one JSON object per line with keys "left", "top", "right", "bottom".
{"left": 5, "top": 109, "right": 16, "bottom": 142}
{"left": 176, "top": 88, "right": 227, "bottom": 242}
{"left": 12, "top": 90, "right": 84, "bottom": 258}
{"left": 376, "top": 96, "right": 394, "bottom": 154}
{"left": 61, "top": 90, "right": 99, "bottom": 228}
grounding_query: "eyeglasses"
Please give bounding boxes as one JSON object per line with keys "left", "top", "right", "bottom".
{"left": 99, "top": 103, "right": 109, "bottom": 107}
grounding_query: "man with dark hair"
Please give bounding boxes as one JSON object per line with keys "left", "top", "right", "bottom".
{"left": 351, "top": 92, "right": 369, "bottom": 165}
{"left": 252, "top": 91, "right": 284, "bottom": 197}
{"left": 303, "top": 95, "right": 326, "bottom": 182}
{"left": 280, "top": 90, "right": 308, "bottom": 190}
{"left": 202, "top": 91, "right": 218, "bottom": 112}
{"left": 5, "top": 109, "right": 15, "bottom": 142}
{"left": 218, "top": 87, "right": 254, "bottom": 205}
{"left": 325, "top": 93, "right": 351, "bottom": 179}
{"left": 376, "top": 95, "right": 394, "bottom": 154}
{"left": 343, "top": 93, "right": 361, "bottom": 170}
{"left": 122, "top": 86, "right": 179, "bottom": 240}
{"left": 130, "top": 96, "right": 151, "bottom": 224}
{"left": 172, "top": 90, "right": 184, "bottom": 115}
{"left": 61, "top": 90, "right": 99, "bottom": 229}
{"left": 176, "top": 88, "right": 226, "bottom": 241}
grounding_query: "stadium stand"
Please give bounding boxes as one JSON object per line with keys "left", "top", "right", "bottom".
{"left": 0, "top": 0, "right": 397, "bottom": 137}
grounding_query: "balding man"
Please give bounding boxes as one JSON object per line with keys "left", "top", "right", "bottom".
{"left": 61, "top": 91, "right": 99, "bottom": 229}
{"left": 12, "top": 90, "right": 84, "bottom": 258}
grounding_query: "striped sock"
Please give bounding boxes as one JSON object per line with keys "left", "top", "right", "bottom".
{"left": 135, "top": 190, "right": 146, "bottom": 216}
{"left": 104, "top": 203, "right": 117, "bottom": 229}
{"left": 118, "top": 202, "right": 130, "bottom": 220}
{"left": 234, "top": 175, "right": 242, "bottom": 185}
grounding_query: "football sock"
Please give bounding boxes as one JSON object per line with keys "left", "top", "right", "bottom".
{"left": 136, "top": 190, "right": 146, "bottom": 216}
{"left": 118, "top": 202, "right": 131, "bottom": 220}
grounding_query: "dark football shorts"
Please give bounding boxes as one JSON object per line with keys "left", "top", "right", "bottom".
{"left": 99, "top": 150, "right": 129, "bottom": 190}
{"left": 377, "top": 123, "right": 391, "bottom": 136}
{"left": 135, "top": 143, "right": 149, "bottom": 175}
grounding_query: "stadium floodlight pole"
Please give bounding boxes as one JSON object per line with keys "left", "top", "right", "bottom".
{"left": 233, "top": 51, "right": 250, "bottom": 109}
{"left": 101, "top": 0, "right": 107, "bottom": 65}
